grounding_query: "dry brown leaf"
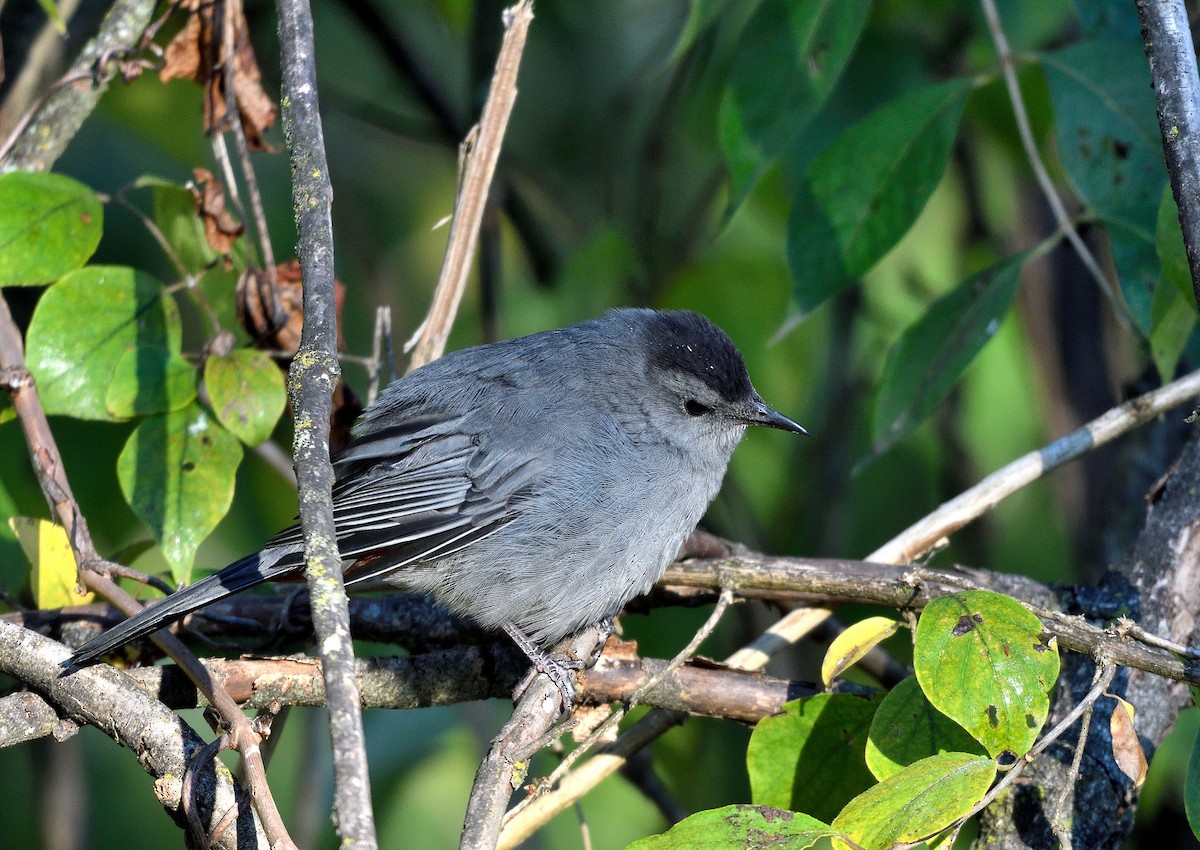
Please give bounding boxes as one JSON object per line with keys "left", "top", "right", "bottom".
{"left": 160, "top": 1, "right": 277, "bottom": 149}
{"left": 1109, "top": 697, "right": 1148, "bottom": 788}
{"left": 190, "top": 167, "right": 244, "bottom": 256}
{"left": 236, "top": 260, "right": 346, "bottom": 355}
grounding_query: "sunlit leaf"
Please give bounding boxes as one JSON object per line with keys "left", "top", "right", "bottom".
{"left": 26, "top": 267, "right": 181, "bottom": 420}
{"left": 117, "top": 404, "right": 242, "bottom": 584}
{"left": 832, "top": 752, "right": 995, "bottom": 850}
{"left": 822, "top": 616, "right": 900, "bottom": 686}
{"left": 626, "top": 805, "right": 834, "bottom": 850}
{"left": 0, "top": 171, "right": 102, "bottom": 286}
{"left": 872, "top": 253, "right": 1027, "bottom": 456}
{"left": 748, "top": 693, "right": 878, "bottom": 822}
{"left": 914, "top": 591, "right": 1060, "bottom": 758}
{"left": 9, "top": 517, "right": 94, "bottom": 609}
{"left": 787, "top": 79, "right": 970, "bottom": 314}
{"left": 204, "top": 349, "right": 286, "bottom": 445}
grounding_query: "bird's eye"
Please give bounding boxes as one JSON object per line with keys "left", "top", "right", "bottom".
{"left": 684, "top": 399, "right": 712, "bottom": 416}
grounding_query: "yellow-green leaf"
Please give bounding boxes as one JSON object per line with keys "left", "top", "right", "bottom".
{"left": 914, "top": 590, "right": 1060, "bottom": 758}
{"left": 822, "top": 616, "right": 900, "bottom": 686}
{"left": 25, "top": 267, "right": 181, "bottom": 420}
{"left": 8, "top": 517, "right": 94, "bottom": 608}
{"left": 832, "top": 752, "right": 995, "bottom": 850}
{"left": 106, "top": 346, "right": 199, "bottom": 418}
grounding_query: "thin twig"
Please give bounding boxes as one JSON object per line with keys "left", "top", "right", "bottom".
{"left": 407, "top": 0, "right": 534, "bottom": 370}
{"left": 979, "top": 0, "right": 1133, "bottom": 329}
{"left": 221, "top": 0, "right": 279, "bottom": 296}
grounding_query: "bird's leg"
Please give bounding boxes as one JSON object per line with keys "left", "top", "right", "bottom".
{"left": 504, "top": 621, "right": 576, "bottom": 709}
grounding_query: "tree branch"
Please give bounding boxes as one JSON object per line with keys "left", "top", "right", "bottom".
{"left": 0, "top": 620, "right": 268, "bottom": 849}
{"left": 0, "top": 0, "right": 157, "bottom": 172}
{"left": 275, "top": 0, "right": 377, "bottom": 845}
{"left": 1136, "top": 0, "right": 1200, "bottom": 309}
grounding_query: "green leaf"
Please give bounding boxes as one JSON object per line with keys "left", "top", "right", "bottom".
{"left": 748, "top": 693, "right": 878, "bottom": 822}
{"left": 914, "top": 591, "right": 1060, "bottom": 758}
{"left": 1150, "top": 272, "right": 1198, "bottom": 383}
{"left": 871, "top": 252, "right": 1027, "bottom": 456}
{"left": 866, "top": 677, "right": 987, "bottom": 781}
{"left": 1186, "top": 720, "right": 1200, "bottom": 841}
{"left": 35, "top": 0, "right": 68, "bottom": 34}
{"left": 1157, "top": 188, "right": 1195, "bottom": 304}
{"left": 117, "top": 404, "right": 242, "bottom": 584}
{"left": 0, "top": 171, "right": 102, "bottom": 286}
{"left": 626, "top": 805, "right": 834, "bottom": 850}
{"left": 151, "top": 179, "right": 220, "bottom": 274}
{"left": 105, "top": 346, "right": 198, "bottom": 418}
{"left": 720, "top": 0, "right": 870, "bottom": 208}
{"left": 787, "top": 79, "right": 970, "bottom": 314}
{"left": 204, "top": 350, "right": 287, "bottom": 445}
{"left": 1042, "top": 41, "right": 1164, "bottom": 224}
{"left": 832, "top": 752, "right": 996, "bottom": 850}
{"left": 1105, "top": 220, "right": 1158, "bottom": 333}
{"left": 26, "top": 267, "right": 182, "bottom": 420}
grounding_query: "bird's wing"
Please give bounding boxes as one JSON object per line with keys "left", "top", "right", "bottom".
{"left": 264, "top": 410, "right": 538, "bottom": 587}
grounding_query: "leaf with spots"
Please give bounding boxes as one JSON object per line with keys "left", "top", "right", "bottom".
{"left": 871, "top": 252, "right": 1028, "bottom": 457}
{"left": 914, "top": 590, "right": 1060, "bottom": 758}
{"left": 205, "top": 349, "right": 286, "bottom": 445}
{"left": 117, "top": 404, "right": 242, "bottom": 584}
{"left": 625, "top": 804, "right": 834, "bottom": 850}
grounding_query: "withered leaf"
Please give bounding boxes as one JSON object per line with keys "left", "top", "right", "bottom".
{"left": 160, "top": 1, "right": 277, "bottom": 150}
{"left": 190, "top": 167, "right": 243, "bottom": 256}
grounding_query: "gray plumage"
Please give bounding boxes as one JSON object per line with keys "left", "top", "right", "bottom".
{"left": 71, "top": 308, "right": 804, "bottom": 665}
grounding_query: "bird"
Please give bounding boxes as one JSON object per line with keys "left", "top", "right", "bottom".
{"left": 70, "top": 308, "right": 805, "bottom": 700}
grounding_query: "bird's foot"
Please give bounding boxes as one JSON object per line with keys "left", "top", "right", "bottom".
{"left": 504, "top": 621, "right": 577, "bottom": 711}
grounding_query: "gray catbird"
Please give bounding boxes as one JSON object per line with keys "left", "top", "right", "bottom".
{"left": 70, "top": 308, "right": 804, "bottom": 697}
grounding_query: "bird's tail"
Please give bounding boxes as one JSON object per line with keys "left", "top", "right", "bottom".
{"left": 69, "top": 547, "right": 302, "bottom": 665}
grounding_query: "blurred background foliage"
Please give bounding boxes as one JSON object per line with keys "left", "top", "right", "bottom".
{"left": 1, "top": 0, "right": 1198, "bottom": 847}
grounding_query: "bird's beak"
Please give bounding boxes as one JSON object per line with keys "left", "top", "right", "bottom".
{"left": 742, "top": 396, "right": 808, "bottom": 435}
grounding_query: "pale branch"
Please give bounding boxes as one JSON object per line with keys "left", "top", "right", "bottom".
{"left": 0, "top": 620, "right": 268, "bottom": 850}
{"left": 732, "top": 364, "right": 1200, "bottom": 672}
{"left": 276, "top": 0, "right": 377, "bottom": 844}
{"left": 406, "top": 0, "right": 534, "bottom": 370}
{"left": 1136, "top": 0, "right": 1200, "bottom": 308}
